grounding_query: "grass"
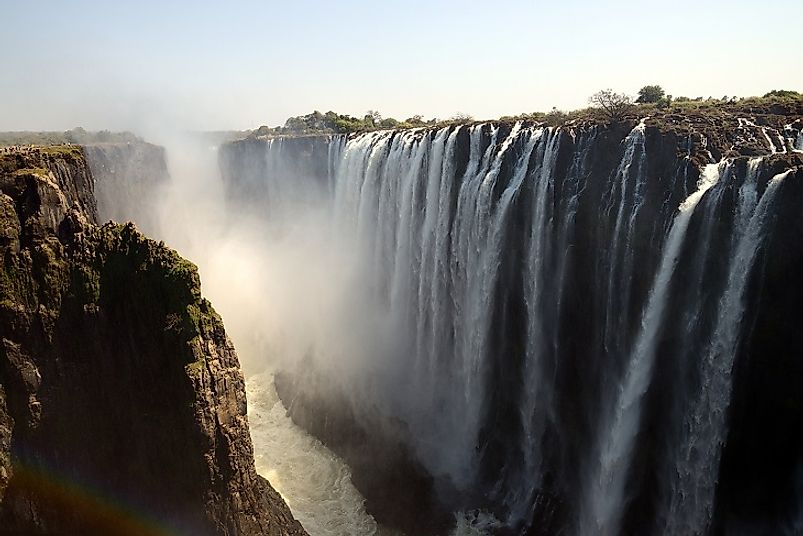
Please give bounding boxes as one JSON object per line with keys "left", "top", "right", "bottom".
{"left": 11, "top": 167, "right": 50, "bottom": 177}
{"left": 39, "top": 144, "right": 85, "bottom": 160}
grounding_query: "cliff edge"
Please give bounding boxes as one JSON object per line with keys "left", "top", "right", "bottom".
{"left": 0, "top": 146, "right": 306, "bottom": 535}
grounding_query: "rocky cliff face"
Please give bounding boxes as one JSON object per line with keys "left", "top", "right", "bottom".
{"left": 218, "top": 135, "right": 340, "bottom": 214}
{"left": 0, "top": 146, "right": 306, "bottom": 535}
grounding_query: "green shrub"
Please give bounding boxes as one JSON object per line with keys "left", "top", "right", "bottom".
{"left": 636, "top": 85, "right": 665, "bottom": 104}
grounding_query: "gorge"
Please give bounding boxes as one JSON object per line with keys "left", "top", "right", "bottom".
{"left": 0, "top": 145, "right": 306, "bottom": 535}
{"left": 0, "top": 99, "right": 801, "bottom": 536}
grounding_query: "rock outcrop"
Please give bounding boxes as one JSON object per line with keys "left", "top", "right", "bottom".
{"left": 0, "top": 146, "right": 306, "bottom": 535}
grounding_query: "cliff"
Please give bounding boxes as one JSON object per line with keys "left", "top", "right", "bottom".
{"left": 218, "top": 135, "right": 340, "bottom": 213}
{"left": 0, "top": 146, "right": 306, "bottom": 535}
{"left": 83, "top": 142, "right": 170, "bottom": 237}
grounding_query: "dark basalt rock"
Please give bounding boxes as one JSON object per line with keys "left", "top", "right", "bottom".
{"left": 713, "top": 158, "right": 803, "bottom": 535}
{"left": 274, "top": 368, "right": 456, "bottom": 536}
{"left": 0, "top": 146, "right": 306, "bottom": 536}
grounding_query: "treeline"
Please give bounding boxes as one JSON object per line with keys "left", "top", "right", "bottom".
{"left": 0, "top": 127, "right": 142, "bottom": 147}
{"left": 249, "top": 110, "right": 476, "bottom": 137}
{"left": 509, "top": 87, "right": 803, "bottom": 124}
{"left": 249, "top": 87, "right": 800, "bottom": 138}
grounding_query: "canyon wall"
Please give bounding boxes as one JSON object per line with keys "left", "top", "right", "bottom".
{"left": 0, "top": 146, "right": 306, "bottom": 535}
{"left": 84, "top": 142, "right": 170, "bottom": 237}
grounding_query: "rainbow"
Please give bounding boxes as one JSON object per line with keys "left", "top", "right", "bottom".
{"left": 5, "top": 461, "right": 176, "bottom": 536}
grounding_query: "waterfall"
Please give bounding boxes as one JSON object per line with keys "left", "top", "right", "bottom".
{"left": 513, "top": 127, "right": 580, "bottom": 519}
{"left": 580, "top": 162, "right": 725, "bottom": 536}
{"left": 513, "top": 129, "right": 559, "bottom": 516}
{"left": 205, "top": 121, "right": 799, "bottom": 535}
{"left": 599, "top": 121, "right": 648, "bottom": 365}
{"left": 333, "top": 124, "right": 551, "bottom": 489}
{"left": 664, "top": 166, "right": 791, "bottom": 535}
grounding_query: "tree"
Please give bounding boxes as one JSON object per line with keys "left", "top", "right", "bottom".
{"left": 365, "top": 110, "right": 382, "bottom": 127}
{"left": 250, "top": 125, "right": 274, "bottom": 138}
{"left": 379, "top": 117, "right": 399, "bottom": 128}
{"left": 636, "top": 85, "right": 665, "bottom": 103}
{"left": 450, "top": 112, "right": 474, "bottom": 122}
{"left": 64, "top": 127, "right": 87, "bottom": 143}
{"left": 656, "top": 96, "right": 672, "bottom": 109}
{"left": 544, "top": 108, "right": 569, "bottom": 126}
{"left": 763, "top": 89, "right": 801, "bottom": 98}
{"left": 589, "top": 90, "right": 633, "bottom": 121}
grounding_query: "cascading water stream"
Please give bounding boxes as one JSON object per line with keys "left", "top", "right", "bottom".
{"left": 447, "top": 122, "right": 528, "bottom": 483}
{"left": 600, "top": 121, "right": 648, "bottom": 364}
{"left": 317, "top": 124, "right": 797, "bottom": 534}
{"left": 664, "top": 166, "right": 791, "bottom": 535}
{"left": 332, "top": 123, "right": 551, "bottom": 491}
{"left": 581, "top": 162, "right": 726, "bottom": 536}
{"left": 513, "top": 127, "right": 600, "bottom": 523}
{"left": 511, "top": 128, "right": 561, "bottom": 518}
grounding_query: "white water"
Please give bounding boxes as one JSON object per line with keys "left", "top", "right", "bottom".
{"left": 601, "top": 121, "right": 647, "bottom": 364}
{"left": 247, "top": 372, "right": 381, "bottom": 536}
{"left": 332, "top": 124, "right": 549, "bottom": 490}
{"left": 581, "top": 163, "right": 725, "bottom": 535}
{"left": 153, "top": 134, "right": 505, "bottom": 536}
{"left": 738, "top": 118, "right": 789, "bottom": 154}
{"left": 507, "top": 126, "right": 603, "bottom": 524}
{"left": 514, "top": 127, "right": 568, "bottom": 517}
{"left": 762, "top": 127, "right": 779, "bottom": 154}
{"left": 664, "top": 167, "right": 791, "bottom": 535}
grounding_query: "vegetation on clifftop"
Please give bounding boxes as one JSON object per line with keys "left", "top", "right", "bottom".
{"left": 245, "top": 88, "right": 802, "bottom": 139}
{"left": 73, "top": 222, "right": 212, "bottom": 346}
{"left": 0, "top": 128, "right": 142, "bottom": 147}
{"left": 5, "top": 88, "right": 799, "bottom": 145}
{"left": 499, "top": 88, "right": 803, "bottom": 128}
{"left": 248, "top": 110, "right": 446, "bottom": 137}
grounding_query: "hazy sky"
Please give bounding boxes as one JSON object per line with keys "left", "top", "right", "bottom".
{"left": 2, "top": 0, "right": 801, "bottom": 131}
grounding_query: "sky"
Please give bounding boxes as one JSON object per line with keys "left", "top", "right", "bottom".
{"left": 2, "top": 0, "right": 802, "bottom": 132}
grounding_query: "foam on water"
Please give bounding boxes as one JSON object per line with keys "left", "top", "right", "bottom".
{"left": 247, "top": 372, "right": 381, "bottom": 536}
